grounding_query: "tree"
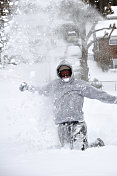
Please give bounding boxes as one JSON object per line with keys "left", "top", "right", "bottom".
{"left": 113, "top": 0, "right": 117, "bottom": 5}
{"left": 88, "top": 0, "right": 111, "bottom": 14}
{"left": 0, "top": 0, "right": 18, "bottom": 63}
{"left": 57, "top": 0, "right": 116, "bottom": 81}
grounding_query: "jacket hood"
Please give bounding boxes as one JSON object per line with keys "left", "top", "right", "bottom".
{"left": 57, "top": 60, "right": 74, "bottom": 82}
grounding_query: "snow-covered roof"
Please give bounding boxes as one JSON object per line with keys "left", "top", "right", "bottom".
{"left": 95, "top": 19, "right": 117, "bottom": 38}
{"left": 107, "top": 6, "right": 117, "bottom": 19}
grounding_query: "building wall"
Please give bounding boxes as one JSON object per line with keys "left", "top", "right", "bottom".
{"left": 98, "top": 38, "right": 117, "bottom": 58}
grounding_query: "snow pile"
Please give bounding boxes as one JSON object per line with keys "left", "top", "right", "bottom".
{"left": 1, "top": 146, "right": 117, "bottom": 176}
{"left": 0, "top": 62, "right": 117, "bottom": 176}
{"left": 0, "top": 64, "right": 59, "bottom": 151}
{"left": 0, "top": 1, "right": 117, "bottom": 176}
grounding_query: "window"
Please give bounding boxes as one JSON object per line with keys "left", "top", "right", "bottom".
{"left": 112, "top": 59, "right": 117, "bottom": 69}
{"left": 109, "top": 37, "right": 117, "bottom": 45}
{"left": 68, "top": 31, "right": 77, "bottom": 37}
{"left": 67, "top": 31, "right": 78, "bottom": 43}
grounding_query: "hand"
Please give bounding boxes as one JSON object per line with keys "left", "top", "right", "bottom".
{"left": 19, "top": 82, "right": 28, "bottom": 92}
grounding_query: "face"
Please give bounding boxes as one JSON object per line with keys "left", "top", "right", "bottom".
{"left": 60, "top": 70, "right": 71, "bottom": 78}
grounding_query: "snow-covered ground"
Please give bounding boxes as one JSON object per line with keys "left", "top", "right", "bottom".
{"left": 0, "top": 1, "right": 117, "bottom": 175}
{"left": 0, "top": 61, "right": 117, "bottom": 176}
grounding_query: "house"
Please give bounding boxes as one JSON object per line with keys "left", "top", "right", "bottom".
{"left": 94, "top": 9, "right": 117, "bottom": 69}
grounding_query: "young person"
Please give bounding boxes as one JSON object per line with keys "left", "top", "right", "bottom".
{"left": 20, "top": 60, "right": 117, "bottom": 150}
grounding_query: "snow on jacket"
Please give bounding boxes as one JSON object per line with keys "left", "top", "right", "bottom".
{"left": 29, "top": 60, "right": 117, "bottom": 124}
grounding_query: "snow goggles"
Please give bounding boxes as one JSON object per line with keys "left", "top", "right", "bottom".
{"left": 60, "top": 69, "right": 72, "bottom": 78}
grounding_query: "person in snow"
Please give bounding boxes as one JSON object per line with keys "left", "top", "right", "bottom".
{"left": 19, "top": 60, "right": 117, "bottom": 150}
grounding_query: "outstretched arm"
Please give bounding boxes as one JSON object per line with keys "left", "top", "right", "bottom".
{"left": 19, "top": 82, "right": 52, "bottom": 96}
{"left": 79, "top": 81, "right": 117, "bottom": 104}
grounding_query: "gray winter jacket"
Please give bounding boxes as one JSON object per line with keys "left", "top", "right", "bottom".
{"left": 30, "top": 60, "right": 117, "bottom": 124}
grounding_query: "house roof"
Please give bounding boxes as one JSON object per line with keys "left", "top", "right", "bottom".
{"left": 95, "top": 19, "right": 117, "bottom": 38}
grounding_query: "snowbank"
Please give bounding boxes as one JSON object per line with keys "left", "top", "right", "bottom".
{"left": 0, "top": 63, "right": 117, "bottom": 176}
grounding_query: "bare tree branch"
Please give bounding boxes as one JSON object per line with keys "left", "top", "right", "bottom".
{"left": 91, "top": 26, "right": 114, "bottom": 35}
{"left": 87, "top": 25, "right": 116, "bottom": 49}
{"left": 86, "top": 21, "right": 98, "bottom": 41}
{"left": 87, "top": 38, "right": 98, "bottom": 49}
{"left": 86, "top": 23, "right": 116, "bottom": 47}
{"left": 108, "top": 24, "right": 117, "bottom": 39}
